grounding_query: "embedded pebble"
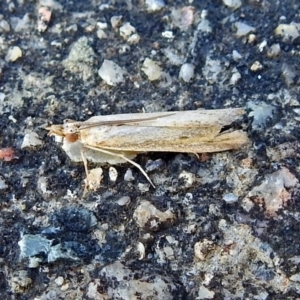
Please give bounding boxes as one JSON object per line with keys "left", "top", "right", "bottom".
{"left": 5, "top": 46, "right": 22, "bottom": 62}
{"left": 248, "top": 101, "right": 275, "bottom": 130}
{"left": 194, "top": 239, "right": 215, "bottom": 261}
{"left": 197, "top": 17, "right": 212, "bottom": 33}
{"left": 179, "top": 63, "right": 195, "bottom": 82}
{"left": 11, "top": 270, "right": 32, "bottom": 292}
{"left": 0, "top": 176, "right": 8, "bottom": 189}
{"left": 97, "top": 22, "right": 108, "bottom": 29}
{"left": 0, "top": 147, "right": 17, "bottom": 161}
{"left": 133, "top": 200, "right": 175, "bottom": 229}
{"left": 116, "top": 196, "right": 131, "bottom": 206}
{"left": 234, "top": 22, "right": 255, "bottom": 37}
{"left": 111, "top": 15, "right": 122, "bottom": 29}
{"left": 202, "top": 58, "right": 223, "bottom": 84}
{"left": 145, "top": 0, "right": 165, "bottom": 12}
{"left": 21, "top": 132, "right": 43, "bottom": 149}
{"left": 281, "top": 63, "right": 297, "bottom": 86}
{"left": 127, "top": 33, "right": 140, "bottom": 44}
{"left": 85, "top": 168, "right": 103, "bottom": 191}
{"left": 248, "top": 33, "right": 256, "bottom": 43}
{"left": 62, "top": 36, "right": 96, "bottom": 81}
{"left": 97, "top": 262, "right": 174, "bottom": 299}
{"left": 267, "top": 43, "right": 281, "bottom": 58}
{"left": 138, "top": 183, "right": 150, "bottom": 192}
{"left": 109, "top": 166, "right": 118, "bottom": 182}
{"left": 37, "top": 176, "right": 52, "bottom": 196}
{"left": 223, "top": 0, "right": 241, "bottom": 10}
{"left": 119, "top": 22, "right": 136, "bottom": 39}
{"left": 162, "top": 31, "right": 174, "bottom": 39}
{"left": 145, "top": 159, "right": 165, "bottom": 172}
{"left": 61, "top": 283, "right": 69, "bottom": 291}
{"left": 223, "top": 193, "right": 238, "bottom": 203}
{"left": 171, "top": 6, "right": 194, "bottom": 31}
{"left": 232, "top": 50, "right": 242, "bottom": 61}
{"left": 0, "top": 19, "right": 10, "bottom": 32}
{"left": 250, "top": 61, "right": 263, "bottom": 72}
{"left": 141, "top": 58, "right": 162, "bottom": 81}
{"left": 258, "top": 40, "right": 267, "bottom": 52}
{"left": 97, "top": 29, "right": 107, "bottom": 39}
{"left": 198, "top": 286, "right": 215, "bottom": 299}
{"left": 124, "top": 168, "right": 134, "bottom": 182}
{"left": 243, "top": 167, "right": 298, "bottom": 217}
{"left": 55, "top": 276, "right": 64, "bottom": 286}
{"left": 98, "top": 59, "right": 127, "bottom": 86}
{"left": 137, "top": 242, "right": 145, "bottom": 260}
{"left": 37, "top": 7, "right": 52, "bottom": 32}
{"left": 275, "top": 22, "right": 300, "bottom": 42}
{"left": 178, "top": 171, "right": 196, "bottom": 188}
{"left": 229, "top": 70, "right": 241, "bottom": 85}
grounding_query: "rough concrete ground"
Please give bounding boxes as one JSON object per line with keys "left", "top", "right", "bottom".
{"left": 1, "top": 0, "right": 300, "bottom": 299}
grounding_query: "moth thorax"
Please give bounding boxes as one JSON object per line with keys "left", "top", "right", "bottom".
{"left": 65, "top": 133, "right": 79, "bottom": 143}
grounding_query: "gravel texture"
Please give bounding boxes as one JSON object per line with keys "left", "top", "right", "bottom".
{"left": 1, "top": 0, "right": 300, "bottom": 299}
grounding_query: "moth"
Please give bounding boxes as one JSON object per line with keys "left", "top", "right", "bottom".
{"left": 47, "top": 108, "right": 249, "bottom": 189}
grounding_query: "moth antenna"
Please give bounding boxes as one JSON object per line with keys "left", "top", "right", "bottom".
{"left": 84, "top": 146, "right": 155, "bottom": 188}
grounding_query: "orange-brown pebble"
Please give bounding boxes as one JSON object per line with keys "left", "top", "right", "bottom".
{"left": 0, "top": 147, "right": 17, "bottom": 161}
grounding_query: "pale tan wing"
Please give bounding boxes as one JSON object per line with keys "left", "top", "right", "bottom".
{"left": 65, "top": 108, "right": 245, "bottom": 134}
{"left": 63, "top": 114, "right": 174, "bottom": 133}
{"left": 80, "top": 124, "right": 249, "bottom": 153}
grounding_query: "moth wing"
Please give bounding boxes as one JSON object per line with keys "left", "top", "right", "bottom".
{"left": 78, "top": 108, "right": 245, "bottom": 129}
{"left": 80, "top": 124, "right": 249, "bottom": 153}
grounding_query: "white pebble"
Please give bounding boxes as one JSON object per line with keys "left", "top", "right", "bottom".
{"left": 138, "top": 183, "right": 150, "bottom": 192}
{"left": 97, "top": 22, "right": 108, "bottom": 29}
{"left": 145, "top": 0, "right": 165, "bottom": 12}
{"left": 141, "top": 58, "right": 162, "bottom": 81}
{"left": 97, "top": 29, "right": 107, "bottom": 39}
{"left": 127, "top": 33, "right": 140, "bottom": 44}
{"left": 124, "top": 168, "right": 134, "bottom": 182}
{"left": 179, "top": 63, "right": 195, "bottom": 82}
{"left": 85, "top": 168, "right": 103, "bottom": 191}
{"left": 223, "top": 0, "right": 241, "bottom": 10}
{"left": 229, "top": 71, "right": 241, "bottom": 85}
{"left": 162, "top": 31, "right": 174, "bottom": 39}
{"left": 55, "top": 276, "right": 64, "bottom": 286}
{"left": 21, "top": 132, "right": 43, "bottom": 149}
{"left": 178, "top": 171, "right": 195, "bottom": 188}
{"left": 232, "top": 50, "right": 242, "bottom": 61}
{"left": 110, "top": 15, "right": 122, "bottom": 29}
{"left": 275, "top": 23, "right": 300, "bottom": 42}
{"left": 109, "top": 166, "right": 118, "bottom": 182}
{"left": 258, "top": 40, "right": 267, "bottom": 52}
{"left": 267, "top": 43, "right": 281, "bottom": 58}
{"left": 223, "top": 193, "right": 238, "bottom": 203}
{"left": 119, "top": 22, "right": 136, "bottom": 39}
{"left": 5, "top": 46, "right": 22, "bottom": 62}
{"left": 0, "top": 19, "right": 10, "bottom": 32}
{"left": 116, "top": 196, "right": 131, "bottom": 206}
{"left": 137, "top": 242, "right": 146, "bottom": 260}
{"left": 250, "top": 61, "right": 263, "bottom": 72}
{"left": 61, "top": 283, "right": 69, "bottom": 291}
{"left": 234, "top": 22, "right": 255, "bottom": 37}
{"left": 0, "top": 176, "right": 8, "bottom": 190}
{"left": 98, "top": 59, "right": 127, "bottom": 86}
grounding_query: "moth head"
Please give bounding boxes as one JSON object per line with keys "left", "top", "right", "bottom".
{"left": 46, "top": 124, "right": 65, "bottom": 137}
{"left": 46, "top": 124, "right": 79, "bottom": 143}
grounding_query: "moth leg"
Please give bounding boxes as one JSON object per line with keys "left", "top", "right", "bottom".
{"left": 81, "top": 150, "right": 90, "bottom": 195}
{"left": 191, "top": 152, "right": 199, "bottom": 159}
{"left": 84, "top": 146, "right": 155, "bottom": 188}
